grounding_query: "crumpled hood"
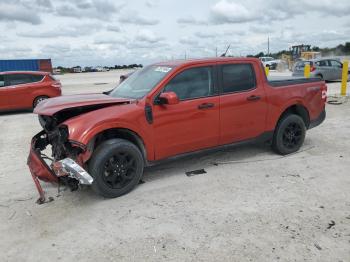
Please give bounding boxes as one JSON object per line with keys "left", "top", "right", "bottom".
{"left": 34, "top": 93, "right": 133, "bottom": 116}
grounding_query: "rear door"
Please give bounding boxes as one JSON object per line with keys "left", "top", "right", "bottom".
{"left": 3, "top": 74, "right": 41, "bottom": 109}
{"left": 153, "top": 65, "right": 220, "bottom": 160}
{"left": 314, "top": 60, "right": 330, "bottom": 79}
{"left": 218, "top": 62, "right": 268, "bottom": 144}
{"left": 329, "top": 60, "right": 343, "bottom": 80}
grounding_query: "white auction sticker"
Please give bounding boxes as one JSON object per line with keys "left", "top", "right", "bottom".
{"left": 155, "top": 66, "right": 172, "bottom": 73}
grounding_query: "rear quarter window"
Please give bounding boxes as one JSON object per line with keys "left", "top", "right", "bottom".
{"left": 221, "top": 64, "right": 256, "bottom": 93}
{"left": 31, "top": 74, "right": 45, "bottom": 82}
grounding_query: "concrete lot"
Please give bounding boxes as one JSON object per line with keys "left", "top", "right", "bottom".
{"left": 0, "top": 70, "right": 349, "bottom": 261}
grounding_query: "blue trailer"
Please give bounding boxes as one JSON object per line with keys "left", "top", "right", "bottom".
{"left": 0, "top": 59, "right": 52, "bottom": 73}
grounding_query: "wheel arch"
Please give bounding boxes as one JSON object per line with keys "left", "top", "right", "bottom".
{"left": 33, "top": 95, "right": 49, "bottom": 108}
{"left": 276, "top": 104, "right": 310, "bottom": 129}
{"left": 84, "top": 128, "right": 148, "bottom": 164}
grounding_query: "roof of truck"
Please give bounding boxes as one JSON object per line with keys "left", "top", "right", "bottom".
{"left": 154, "top": 57, "right": 260, "bottom": 67}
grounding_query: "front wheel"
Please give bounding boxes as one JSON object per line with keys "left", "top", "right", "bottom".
{"left": 272, "top": 114, "right": 306, "bottom": 155}
{"left": 89, "top": 139, "right": 144, "bottom": 198}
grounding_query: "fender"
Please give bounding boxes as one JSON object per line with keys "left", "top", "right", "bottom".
{"left": 65, "top": 117, "right": 154, "bottom": 162}
{"left": 267, "top": 97, "right": 309, "bottom": 131}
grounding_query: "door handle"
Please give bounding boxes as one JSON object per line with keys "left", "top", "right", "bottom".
{"left": 246, "top": 95, "right": 261, "bottom": 101}
{"left": 198, "top": 103, "right": 214, "bottom": 109}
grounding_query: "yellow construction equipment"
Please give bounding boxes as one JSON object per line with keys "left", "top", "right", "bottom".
{"left": 281, "top": 44, "right": 321, "bottom": 70}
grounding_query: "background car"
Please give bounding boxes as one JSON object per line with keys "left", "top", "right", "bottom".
{"left": 292, "top": 58, "right": 350, "bottom": 81}
{"left": 0, "top": 71, "right": 61, "bottom": 111}
{"left": 259, "top": 56, "right": 281, "bottom": 70}
{"left": 119, "top": 71, "right": 135, "bottom": 83}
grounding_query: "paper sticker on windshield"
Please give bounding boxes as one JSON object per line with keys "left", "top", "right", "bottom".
{"left": 155, "top": 66, "right": 172, "bottom": 73}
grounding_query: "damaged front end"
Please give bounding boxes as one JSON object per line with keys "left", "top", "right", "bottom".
{"left": 27, "top": 127, "right": 93, "bottom": 204}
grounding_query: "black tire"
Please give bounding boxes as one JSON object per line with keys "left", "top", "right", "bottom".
{"left": 272, "top": 114, "right": 306, "bottom": 155}
{"left": 89, "top": 139, "right": 144, "bottom": 198}
{"left": 33, "top": 96, "right": 49, "bottom": 108}
{"left": 317, "top": 74, "right": 323, "bottom": 80}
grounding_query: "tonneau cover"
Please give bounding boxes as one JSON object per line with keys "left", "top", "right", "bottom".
{"left": 268, "top": 76, "right": 322, "bottom": 87}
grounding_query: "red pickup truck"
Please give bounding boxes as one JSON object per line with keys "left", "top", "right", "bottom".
{"left": 27, "top": 57, "right": 326, "bottom": 202}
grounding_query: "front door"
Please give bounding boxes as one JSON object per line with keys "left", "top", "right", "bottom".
{"left": 218, "top": 62, "right": 268, "bottom": 144}
{"left": 152, "top": 66, "right": 220, "bottom": 160}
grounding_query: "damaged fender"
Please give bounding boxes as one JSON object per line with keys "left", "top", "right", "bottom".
{"left": 27, "top": 131, "right": 93, "bottom": 204}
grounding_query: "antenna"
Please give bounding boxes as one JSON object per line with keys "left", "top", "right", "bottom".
{"left": 221, "top": 44, "right": 231, "bottom": 57}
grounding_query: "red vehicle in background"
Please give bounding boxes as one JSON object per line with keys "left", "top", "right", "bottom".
{"left": 0, "top": 71, "right": 61, "bottom": 111}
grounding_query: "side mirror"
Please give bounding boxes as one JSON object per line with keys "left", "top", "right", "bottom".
{"left": 158, "top": 91, "right": 179, "bottom": 105}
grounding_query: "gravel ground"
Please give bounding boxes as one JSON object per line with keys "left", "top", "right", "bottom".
{"left": 0, "top": 70, "right": 349, "bottom": 262}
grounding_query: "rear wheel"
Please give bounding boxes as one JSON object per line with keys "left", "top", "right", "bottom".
{"left": 89, "top": 139, "right": 144, "bottom": 198}
{"left": 272, "top": 114, "right": 306, "bottom": 155}
{"left": 33, "top": 96, "right": 49, "bottom": 108}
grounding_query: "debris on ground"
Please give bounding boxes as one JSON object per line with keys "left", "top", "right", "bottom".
{"left": 327, "top": 220, "right": 336, "bottom": 229}
{"left": 14, "top": 197, "right": 33, "bottom": 202}
{"left": 8, "top": 211, "right": 16, "bottom": 220}
{"left": 314, "top": 243, "right": 322, "bottom": 250}
{"left": 185, "top": 169, "right": 207, "bottom": 176}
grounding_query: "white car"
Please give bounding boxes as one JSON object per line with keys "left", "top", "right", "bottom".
{"left": 259, "top": 57, "right": 281, "bottom": 70}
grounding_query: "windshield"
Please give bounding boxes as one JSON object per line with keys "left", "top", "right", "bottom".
{"left": 109, "top": 65, "right": 174, "bottom": 99}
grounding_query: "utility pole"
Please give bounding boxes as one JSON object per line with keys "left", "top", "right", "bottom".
{"left": 267, "top": 36, "right": 270, "bottom": 55}
{"left": 215, "top": 47, "right": 218, "bottom": 57}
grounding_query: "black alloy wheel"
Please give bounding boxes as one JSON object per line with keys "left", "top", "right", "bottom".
{"left": 102, "top": 152, "right": 137, "bottom": 189}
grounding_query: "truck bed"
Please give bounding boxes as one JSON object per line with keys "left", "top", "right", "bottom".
{"left": 268, "top": 76, "right": 322, "bottom": 87}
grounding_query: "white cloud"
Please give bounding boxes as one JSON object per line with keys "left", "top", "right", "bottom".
{"left": 0, "top": 0, "right": 349, "bottom": 66}
{"left": 135, "top": 29, "right": 164, "bottom": 44}
{"left": 119, "top": 10, "right": 159, "bottom": 25}
{"left": 210, "top": 1, "right": 259, "bottom": 24}
{"left": 0, "top": 2, "right": 42, "bottom": 24}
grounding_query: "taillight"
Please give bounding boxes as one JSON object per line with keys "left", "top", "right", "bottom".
{"left": 310, "top": 66, "right": 316, "bottom": 72}
{"left": 321, "top": 84, "right": 327, "bottom": 100}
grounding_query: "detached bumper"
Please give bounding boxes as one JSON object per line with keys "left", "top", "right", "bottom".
{"left": 27, "top": 131, "right": 93, "bottom": 204}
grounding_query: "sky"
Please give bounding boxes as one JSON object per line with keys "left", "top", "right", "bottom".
{"left": 0, "top": 0, "right": 349, "bottom": 67}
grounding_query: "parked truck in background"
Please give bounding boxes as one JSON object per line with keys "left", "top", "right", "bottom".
{"left": 0, "top": 59, "right": 53, "bottom": 73}
{"left": 27, "top": 57, "right": 327, "bottom": 203}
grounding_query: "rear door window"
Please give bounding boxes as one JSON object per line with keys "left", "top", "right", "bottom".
{"left": 5, "top": 74, "right": 33, "bottom": 86}
{"left": 329, "top": 60, "right": 342, "bottom": 68}
{"left": 221, "top": 64, "right": 256, "bottom": 93}
{"left": 0, "top": 75, "right": 4, "bottom": 87}
{"left": 5, "top": 74, "right": 44, "bottom": 86}
{"left": 315, "top": 60, "right": 328, "bottom": 67}
{"left": 31, "top": 74, "right": 44, "bottom": 82}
